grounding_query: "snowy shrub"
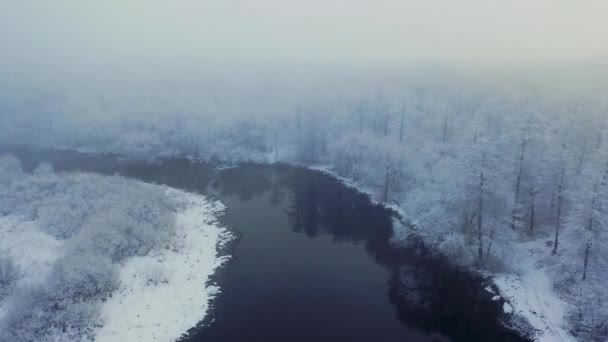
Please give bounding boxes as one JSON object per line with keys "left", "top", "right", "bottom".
{"left": 47, "top": 254, "right": 117, "bottom": 301}
{"left": 327, "top": 131, "right": 369, "bottom": 181}
{"left": 33, "top": 162, "right": 55, "bottom": 176}
{"left": 1, "top": 241, "right": 116, "bottom": 341}
{"left": 65, "top": 186, "right": 176, "bottom": 262}
{"left": 36, "top": 185, "right": 91, "bottom": 238}
{"left": 0, "top": 155, "right": 24, "bottom": 214}
{"left": 37, "top": 176, "right": 106, "bottom": 239}
{"left": 0, "top": 283, "right": 100, "bottom": 342}
{"left": 0, "top": 161, "right": 180, "bottom": 342}
{"left": 73, "top": 210, "right": 167, "bottom": 263}
{"left": 0, "top": 253, "right": 20, "bottom": 300}
{"left": 144, "top": 264, "right": 169, "bottom": 286}
{"left": 0, "top": 155, "right": 23, "bottom": 183}
{"left": 438, "top": 233, "right": 475, "bottom": 266}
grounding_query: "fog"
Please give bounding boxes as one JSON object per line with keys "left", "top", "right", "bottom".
{"left": 2, "top": 0, "right": 608, "bottom": 84}
{"left": 1, "top": 0, "right": 607, "bottom": 119}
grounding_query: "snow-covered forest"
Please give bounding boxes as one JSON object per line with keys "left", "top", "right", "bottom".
{"left": 1, "top": 69, "right": 607, "bottom": 340}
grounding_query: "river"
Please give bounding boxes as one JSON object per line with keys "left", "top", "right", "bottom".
{"left": 3, "top": 146, "right": 527, "bottom": 342}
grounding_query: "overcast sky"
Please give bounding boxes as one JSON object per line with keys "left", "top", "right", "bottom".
{"left": 1, "top": 0, "right": 607, "bottom": 90}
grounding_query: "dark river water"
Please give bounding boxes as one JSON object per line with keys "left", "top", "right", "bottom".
{"left": 3, "top": 146, "right": 528, "bottom": 342}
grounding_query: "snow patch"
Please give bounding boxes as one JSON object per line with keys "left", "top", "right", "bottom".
{"left": 94, "top": 189, "right": 232, "bottom": 342}
{"left": 494, "top": 239, "right": 576, "bottom": 342}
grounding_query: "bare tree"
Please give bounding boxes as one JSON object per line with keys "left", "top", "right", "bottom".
{"left": 399, "top": 102, "right": 405, "bottom": 144}
{"left": 553, "top": 168, "right": 565, "bottom": 255}
{"left": 477, "top": 154, "right": 486, "bottom": 263}
{"left": 511, "top": 138, "right": 528, "bottom": 230}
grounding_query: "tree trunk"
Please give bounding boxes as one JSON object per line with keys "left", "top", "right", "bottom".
{"left": 583, "top": 181, "right": 598, "bottom": 280}
{"left": 577, "top": 138, "right": 588, "bottom": 175}
{"left": 309, "top": 135, "right": 316, "bottom": 163}
{"left": 582, "top": 240, "right": 591, "bottom": 281}
{"left": 485, "top": 224, "right": 495, "bottom": 264}
{"left": 582, "top": 161, "right": 608, "bottom": 280}
{"left": 442, "top": 116, "right": 448, "bottom": 143}
{"left": 355, "top": 146, "right": 362, "bottom": 182}
{"left": 274, "top": 132, "right": 278, "bottom": 160}
{"left": 553, "top": 168, "right": 565, "bottom": 255}
{"left": 383, "top": 115, "right": 389, "bottom": 137}
{"left": 511, "top": 139, "right": 528, "bottom": 230}
{"left": 399, "top": 115, "right": 404, "bottom": 144}
{"left": 478, "top": 167, "right": 485, "bottom": 262}
{"left": 514, "top": 139, "right": 527, "bottom": 204}
{"left": 383, "top": 156, "right": 390, "bottom": 202}
{"left": 296, "top": 106, "right": 301, "bottom": 132}
{"left": 358, "top": 104, "right": 365, "bottom": 133}
{"left": 529, "top": 189, "right": 536, "bottom": 231}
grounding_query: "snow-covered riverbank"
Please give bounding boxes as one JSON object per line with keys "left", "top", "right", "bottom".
{"left": 0, "top": 189, "right": 232, "bottom": 342}
{"left": 303, "top": 163, "right": 578, "bottom": 342}
{"left": 493, "top": 239, "right": 576, "bottom": 342}
{"left": 0, "top": 156, "right": 232, "bottom": 342}
{"left": 94, "top": 189, "right": 232, "bottom": 342}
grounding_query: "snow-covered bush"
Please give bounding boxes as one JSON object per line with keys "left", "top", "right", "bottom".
{"left": 0, "top": 278, "right": 103, "bottom": 342}
{"left": 48, "top": 253, "right": 117, "bottom": 302}
{"left": 144, "top": 264, "right": 169, "bottom": 286}
{"left": 33, "top": 162, "right": 55, "bottom": 176}
{"left": 0, "top": 155, "right": 23, "bottom": 183}
{"left": 0, "top": 253, "right": 20, "bottom": 300}
{"left": 0, "top": 158, "right": 180, "bottom": 342}
{"left": 0, "top": 155, "right": 24, "bottom": 215}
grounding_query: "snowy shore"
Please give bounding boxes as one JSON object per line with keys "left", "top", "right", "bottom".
{"left": 94, "top": 189, "right": 232, "bottom": 342}
{"left": 0, "top": 165, "right": 232, "bottom": 342}
{"left": 303, "top": 163, "right": 578, "bottom": 342}
{"left": 492, "top": 239, "right": 576, "bottom": 342}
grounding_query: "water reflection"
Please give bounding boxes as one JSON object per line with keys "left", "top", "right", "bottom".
{"left": 387, "top": 250, "right": 524, "bottom": 341}
{"left": 207, "top": 163, "right": 524, "bottom": 341}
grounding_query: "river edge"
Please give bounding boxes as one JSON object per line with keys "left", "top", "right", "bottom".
{"left": 93, "top": 189, "right": 233, "bottom": 342}
{"left": 303, "top": 163, "right": 574, "bottom": 342}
